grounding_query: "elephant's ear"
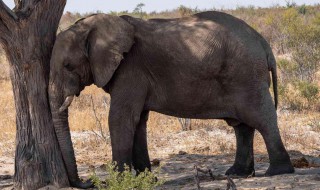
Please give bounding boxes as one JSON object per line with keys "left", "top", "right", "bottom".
{"left": 88, "top": 15, "right": 134, "bottom": 87}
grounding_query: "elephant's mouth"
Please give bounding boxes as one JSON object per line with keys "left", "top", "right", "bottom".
{"left": 59, "top": 83, "right": 84, "bottom": 113}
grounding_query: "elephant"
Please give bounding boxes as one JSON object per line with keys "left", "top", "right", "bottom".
{"left": 48, "top": 11, "right": 294, "bottom": 188}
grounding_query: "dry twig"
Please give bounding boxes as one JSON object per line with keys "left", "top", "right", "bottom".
{"left": 90, "top": 95, "right": 109, "bottom": 144}
{"left": 226, "top": 175, "right": 237, "bottom": 190}
{"left": 194, "top": 165, "right": 202, "bottom": 190}
{"left": 194, "top": 165, "right": 216, "bottom": 189}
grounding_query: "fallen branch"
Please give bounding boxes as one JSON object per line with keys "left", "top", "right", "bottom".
{"left": 194, "top": 165, "right": 215, "bottom": 189}
{"left": 194, "top": 165, "right": 239, "bottom": 190}
{"left": 194, "top": 165, "right": 202, "bottom": 190}
{"left": 226, "top": 175, "right": 237, "bottom": 190}
{"left": 195, "top": 165, "right": 215, "bottom": 181}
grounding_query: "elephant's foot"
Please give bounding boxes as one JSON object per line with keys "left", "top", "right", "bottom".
{"left": 70, "top": 178, "right": 94, "bottom": 189}
{"left": 225, "top": 164, "right": 255, "bottom": 177}
{"left": 265, "top": 163, "right": 294, "bottom": 176}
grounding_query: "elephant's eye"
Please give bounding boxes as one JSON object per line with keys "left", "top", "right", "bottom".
{"left": 64, "top": 63, "right": 74, "bottom": 71}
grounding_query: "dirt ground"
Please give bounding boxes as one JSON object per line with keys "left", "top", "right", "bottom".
{"left": 1, "top": 152, "right": 320, "bottom": 189}
{"left": 1, "top": 129, "right": 320, "bottom": 189}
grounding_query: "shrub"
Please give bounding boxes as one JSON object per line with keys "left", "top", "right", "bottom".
{"left": 297, "top": 4, "right": 307, "bottom": 15}
{"left": 90, "top": 162, "right": 164, "bottom": 190}
{"left": 281, "top": 83, "right": 304, "bottom": 110}
{"left": 297, "top": 81, "right": 319, "bottom": 104}
{"left": 279, "top": 81, "right": 319, "bottom": 110}
{"left": 133, "top": 3, "right": 146, "bottom": 19}
{"left": 277, "top": 83, "right": 287, "bottom": 100}
{"left": 285, "top": 0, "right": 297, "bottom": 8}
{"left": 178, "top": 5, "right": 193, "bottom": 17}
{"left": 278, "top": 58, "right": 297, "bottom": 83}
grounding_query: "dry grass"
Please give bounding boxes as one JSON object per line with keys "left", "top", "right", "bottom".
{"left": 278, "top": 111, "right": 320, "bottom": 154}
{"left": 0, "top": 80, "right": 15, "bottom": 157}
{"left": 69, "top": 85, "right": 109, "bottom": 132}
{"left": 0, "top": 53, "right": 10, "bottom": 80}
{"left": 0, "top": 54, "right": 16, "bottom": 157}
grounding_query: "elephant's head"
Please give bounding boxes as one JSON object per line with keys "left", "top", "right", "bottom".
{"left": 48, "top": 14, "right": 134, "bottom": 187}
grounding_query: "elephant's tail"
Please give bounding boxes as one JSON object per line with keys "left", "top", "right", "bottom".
{"left": 268, "top": 53, "right": 278, "bottom": 110}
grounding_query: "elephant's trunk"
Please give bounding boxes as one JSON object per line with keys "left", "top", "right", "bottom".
{"left": 48, "top": 77, "right": 80, "bottom": 184}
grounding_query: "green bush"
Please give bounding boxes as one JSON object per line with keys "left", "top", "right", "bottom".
{"left": 279, "top": 81, "right": 319, "bottom": 110}
{"left": 277, "top": 83, "right": 287, "bottom": 99}
{"left": 297, "top": 4, "right": 307, "bottom": 15}
{"left": 280, "top": 83, "right": 303, "bottom": 110}
{"left": 90, "top": 162, "right": 164, "bottom": 190}
{"left": 286, "top": 0, "right": 297, "bottom": 8}
{"left": 178, "top": 5, "right": 194, "bottom": 17}
{"left": 297, "top": 81, "right": 319, "bottom": 103}
{"left": 278, "top": 58, "right": 297, "bottom": 82}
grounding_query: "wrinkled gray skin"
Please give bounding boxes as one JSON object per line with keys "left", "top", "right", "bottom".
{"left": 49, "top": 12, "right": 294, "bottom": 188}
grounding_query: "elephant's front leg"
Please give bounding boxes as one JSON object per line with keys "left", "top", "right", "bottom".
{"left": 226, "top": 123, "right": 255, "bottom": 177}
{"left": 132, "top": 111, "right": 151, "bottom": 173}
{"left": 108, "top": 105, "right": 142, "bottom": 172}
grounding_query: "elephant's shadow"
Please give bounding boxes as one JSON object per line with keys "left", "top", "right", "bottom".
{"left": 157, "top": 151, "right": 320, "bottom": 189}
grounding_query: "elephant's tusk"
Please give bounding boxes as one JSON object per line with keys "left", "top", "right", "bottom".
{"left": 59, "top": 96, "right": 74, "bottom": 113}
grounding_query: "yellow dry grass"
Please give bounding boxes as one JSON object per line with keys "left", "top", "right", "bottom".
{"left": 0, "top": 80, "right": 15, "bottom": 156}
{"left": 69, "top": 85, "right": 109, "bottom": 131}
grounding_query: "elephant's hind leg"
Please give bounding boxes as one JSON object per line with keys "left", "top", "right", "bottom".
{"left": 241, "top": 89, "right": 294, "bottom": 176}
{"left": 255, "top": 115, "right": 294, "bottom": 176}
{"left": 132, "top": 111, "right": 151, "bottom": 173}
{"left": 225, "top": 123, "right": 255, "bottom": 177}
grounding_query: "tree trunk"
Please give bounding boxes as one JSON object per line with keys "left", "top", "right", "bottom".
{"left": 0, "top": 0, "right": 69, "bottom": 189}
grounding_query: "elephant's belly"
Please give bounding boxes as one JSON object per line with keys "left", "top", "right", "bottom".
{"left": 151, "top": 107, "right": 236, "bottom": 120}
{"left": 146, "top": 83, "right": 238, "bottom": 120}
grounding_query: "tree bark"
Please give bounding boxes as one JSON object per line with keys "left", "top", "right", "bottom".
{"left": 0, "top": 0, "right": 69, "bottom": 189}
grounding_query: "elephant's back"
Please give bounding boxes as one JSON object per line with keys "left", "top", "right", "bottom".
{"left": 193, "top": 11, "right": 270, "bottom": 59}
{"left": 124, "top": 12, "right": 267, "bottom": 82}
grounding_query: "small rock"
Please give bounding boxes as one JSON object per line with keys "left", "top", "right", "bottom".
{"left": 179, "top": 151, "right": 187, "bottom": 155}
{"left": 292, "top": 157, "right": 309, "bottom": 168}
{"left": 151, "top": 159, "right": 160, "bottom": 166}
{"left": 99, "top": 164, "right": 107, "bottom": 170}
{"left": 0, "top": 175, "right": 12, "bottom": 180}
{"left": 88, "top": 165, "right": 95, "bottom": 172}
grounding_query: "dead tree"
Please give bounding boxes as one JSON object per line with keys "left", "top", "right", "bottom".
{"left": 0, "top": 0, "right": 69, "bottom": 189}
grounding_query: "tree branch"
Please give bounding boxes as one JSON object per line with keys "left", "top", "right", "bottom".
{"left": 0, "top": 0, "right": 18, "bottom": 21}
{"left": 0, "top": 0, "right": 18, "bottom": 37}
{"left": 14, "top": 0, "right": 22, "bottom": 10}
{"left": 13, "top": 0, "right": 41, "bottom": 18}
